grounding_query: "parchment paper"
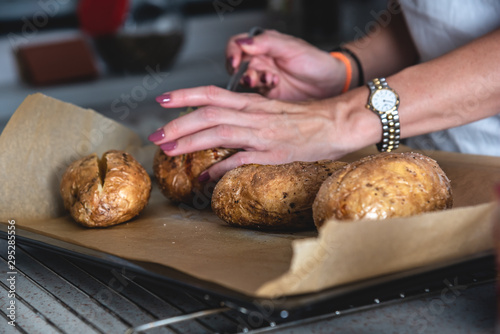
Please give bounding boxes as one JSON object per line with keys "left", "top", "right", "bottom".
{"left": 1, "top": 93, "right": 499, "bottom": 298}
{"left": 0, "top": 93, "right": 155, "bottom": 220}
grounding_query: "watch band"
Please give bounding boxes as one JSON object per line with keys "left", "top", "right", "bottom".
{"left": 367, "top": 78, "right": 400, "bottom": 152}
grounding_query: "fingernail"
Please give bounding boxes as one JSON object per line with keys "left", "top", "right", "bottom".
{"left": 160, "top": 141, "right": 177, "bottom": 151}
{"left": 260, "top": 73, "right": 267, "bottom": 84}
{"left": 148, "top": 128, "right": 165, "bottom": 142}
{"left": 243, "top": 75, "right": 251, "bottom": 86}
{"left": 155, "top": 93, "right": 171, "bottom": 103}
{"left": 198, "top": 170, "right": 210, "bottom": 183}
{"left": 236, "top": 37, "right": 253, "bottom": 45}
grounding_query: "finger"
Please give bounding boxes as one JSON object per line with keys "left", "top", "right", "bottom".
{"left": 226, "top": 32, "right": 255, "bottom": 73}
{"left": 237, "top": 56, "right": 278, "bottom": 90}
{"left": 156, "top": 85, "right": 257, "bottom": 110}
{"left": 161, "top": 124, "right": 267, "bottom": 157}
{"left": 205, "top": 150, "right": 290, "bottom": 181}
{"left": 257, "top": 70, "right": 279, "bottom": 89}
{"left": 233, "top": 30, "right": 305, "bottom": 61}
{"left": 240, "top": 68, "right": 259, "bottom": 88}
{"left": 247, "top": 56, "right": 279, "bottom": 87}
{"left": 240, "top": 69, "right": 277, "bottom": 94}
{"left": 239, "top": 70, "right": 278, "bottom": 97}
{"left": 204, "top": 151, "right": 259, "bottom": 180}
{"left": 153, "top": 106, "right": 266, "bottom": 144}
{"left": 255, "top": 73, "right": 278, "bottom": 98}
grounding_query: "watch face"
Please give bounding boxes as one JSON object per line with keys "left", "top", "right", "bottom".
{"left": 372, "top": 88, "right": 398, "bottom": 112}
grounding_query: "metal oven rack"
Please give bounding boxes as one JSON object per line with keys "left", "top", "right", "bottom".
{"left": 0, "top": 230, "right": 497, "bottom": 334}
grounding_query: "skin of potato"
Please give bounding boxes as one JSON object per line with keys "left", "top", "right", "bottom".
{"left": 60, "top": 150, "right": 151, "bottom": 228}
{"left": 312, "top": 152, "right": 453, "bottom": 227}
{"left": 211, "top": 160, "right": 348, "bottom": 230}
{"left": 153, "top": 148, "right": 237, "bottom": 205}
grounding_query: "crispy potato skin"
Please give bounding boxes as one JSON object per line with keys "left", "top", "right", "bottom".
{"left": 153, "top": 148, "right": 237, "bottom": 204}
{"left": 313, "top": 152, "right": 453, "bottom": 227}
{"left": 212, "top": 160, "right": 348, "bottom": 230}
{"left": 60, "top": 150, "right": 151, "bottom": 228}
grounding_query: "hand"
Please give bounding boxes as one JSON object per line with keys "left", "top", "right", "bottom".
{"left": 226, "top": 30, "right": 346, "bottom": 101}
{"left": 149, "top": 86, "right": 366, "bottom": 180}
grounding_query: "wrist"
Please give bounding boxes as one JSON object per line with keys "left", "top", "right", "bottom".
{"left": 366, "top": 78, "right": 401, "bottom": 152}
{"left": 331, "top": 88, "right": 383, "bottom": 153}
{"left": 330, "top": 52, "right": 352, "bottom": 94}
{"left": 326, "top": 54, "right": 348, "bottom": 96}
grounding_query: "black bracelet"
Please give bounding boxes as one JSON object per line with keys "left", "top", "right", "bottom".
{"left": 331, "top": 45, "right": 365, "bottom": 87}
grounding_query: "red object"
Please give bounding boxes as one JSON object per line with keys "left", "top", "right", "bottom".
{"left": 78, "top": 0, "right": 129, "bottom": 37}
{"left": 15, "top": 37, "right": 99, "bottom": 86}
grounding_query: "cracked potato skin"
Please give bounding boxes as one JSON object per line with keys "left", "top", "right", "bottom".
{"left": 153, "top": 148, "right": 237, "bottom": 204}
{"left": 60, "top": 150, "right": 151, "bottom": 228}
{"left": 312, "top": 152, "right": 453, "bottom": 227}
{"left": 212, "top": 160, "right": 348, "bottom": 230}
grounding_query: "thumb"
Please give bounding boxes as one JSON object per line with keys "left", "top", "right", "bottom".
{"left": 205, "top": 150, "right": 271, "bottom": 181}
{"left": 205, "top": 150, "right": 289, "bottom": 181}
{"left": 236, "top": 30, "right": 303, "bottom": 60}
{"left": 204, "top": 152, "right": 252, "bottom": 181}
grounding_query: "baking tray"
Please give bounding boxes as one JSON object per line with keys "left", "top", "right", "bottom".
{"left": 1, "top": 223, "right": 495, "bottom": 329}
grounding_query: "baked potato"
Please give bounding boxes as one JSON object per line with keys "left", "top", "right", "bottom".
{"left": 153, "top": 147, "right": 237, "bottom": 204}
{"left": 212, "top": 160, "right": 348, "bottom": 230}
{"left": 313, "top": 152, "right": 453, "bottom": 227}
{"left": 60, "top": 150, "right": 151, "bottom": 227}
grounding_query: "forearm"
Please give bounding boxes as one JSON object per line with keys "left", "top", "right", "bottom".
{"left": 334, "top": 28, "right": 500, "bottom": 150}
{"left": 343, "top": 2, "right": 419, "bottom": 87}
{"left": 392, "top": 28, "right": 500, "bottom": 137}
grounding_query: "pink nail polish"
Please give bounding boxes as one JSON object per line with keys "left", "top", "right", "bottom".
{"left": 155, "top": 93, "right": 171, "bottom": 103}
{"left": 243, "top": 75, "right": 251, "bottom": 86}
{"left": 148, "top": 128, "right": 165, "bottom": 142}
{"left": 160, "top": 141, "right": 177, "bottom": 151}
{"left": 198, "top": 170, "right": 210, "bottom": 182}
{"left": 236, "top": 37, "right": 253, "bottom": 46}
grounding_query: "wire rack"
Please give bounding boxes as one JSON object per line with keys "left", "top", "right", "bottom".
{"left": 0, "top": 236, "right": 497, "bottom": 334}
{"left": 0, "top": 238, "right": 272, "bottom": 333}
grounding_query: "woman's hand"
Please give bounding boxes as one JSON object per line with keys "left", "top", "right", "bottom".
{"left": 149, "top": 86, "right": 375, "bottom": 180}
{"left": 226, "top": 30, "right": 346, "bottom": 101}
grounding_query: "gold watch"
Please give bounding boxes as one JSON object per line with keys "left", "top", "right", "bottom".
{"left": 366, "top": 78, "right": 400, "bottom": 152}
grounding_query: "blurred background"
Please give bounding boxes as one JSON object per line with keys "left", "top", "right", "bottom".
{"left": 0, "top": 0, "right": 386, "bottom": 142}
